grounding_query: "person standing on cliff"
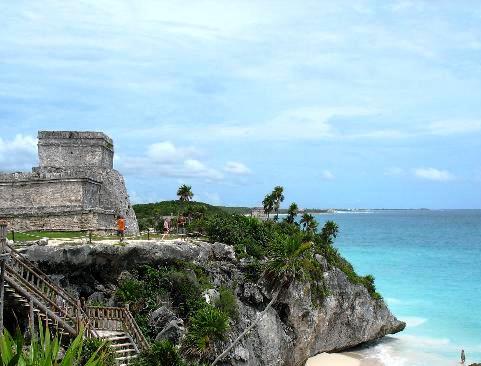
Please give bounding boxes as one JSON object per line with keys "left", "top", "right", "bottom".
{"left": 117, "top": 215, "right": 126, "bottom": 242}
{"left": 461, "top": 349, "right": 465, "bottom": 364}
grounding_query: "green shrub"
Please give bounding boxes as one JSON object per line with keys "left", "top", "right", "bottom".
{"left": 116, "top": 263, "right": 212, "bottom": 340}
{"left": 184, "top": 305, "right": 229, "bottom": 359}
{"left": 79, "top": 338, "right": 116, "bottom": 366}
{"left": 243, "top": 259, "right": 262, "bottom": 282}
{"left": 132, "top": 340, "right": 185, "bottom": 366}
{"left": 214, "top": 286, "right": 239, "bottom": 320}
{"left": 0, "top": 325, "right": 107, "bottom": 366}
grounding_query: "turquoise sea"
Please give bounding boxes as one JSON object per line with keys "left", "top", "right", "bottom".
{"left": 314, "top": 210, "right": 481, "bottom": 366}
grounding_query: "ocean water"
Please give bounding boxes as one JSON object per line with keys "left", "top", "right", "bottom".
{"left": 313, "top": 210, "right": 481, "bottom": 366}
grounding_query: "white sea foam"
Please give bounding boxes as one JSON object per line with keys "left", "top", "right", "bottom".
{"left": 385, "top": 297, "right": 402, "bottom": 305}
{"left": 399, "top": 334, "right": 451, "bottom": 348}
{"left": 357, "top": 336, "right": 456, "bottom": 366}
{"left": 371, "top": 343, "right": 407, "bottom": 366}
{"left": 401, "top": 316, "right": 427, "bottom": 328}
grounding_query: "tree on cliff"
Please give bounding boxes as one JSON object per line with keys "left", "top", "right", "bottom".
{"left": 300, "top": 213, "right": 318, "bottom": 232}
{"left": 177, "top": 184, "right": 194, "bottom": 202}
{"left": 271, "top": 186, "right": 285, "bottom": 221}
{"left": 211, "top": 234, "right": 313, "bottom": 365}
{"left": 320, "top": 220, "right": 339, "bottom": 245}
{"left": 285, "top": 202, "right": 299, "bottom": 224}
{"left": 262, "top": 194, "right": 274, "bottom": 219}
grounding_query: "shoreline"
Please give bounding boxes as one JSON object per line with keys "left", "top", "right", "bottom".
{"left": 306, "top": 352, "right": 384, "bottom": 366}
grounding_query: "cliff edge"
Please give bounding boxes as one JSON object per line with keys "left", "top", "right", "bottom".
{"left": 18, "top": 240, "right": 405, "bottom": 365}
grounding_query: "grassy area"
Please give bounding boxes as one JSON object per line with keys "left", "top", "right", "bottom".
{"left": 7, "top": 230, "right": 193, "bottom": 243}
{"left": 7, "top": 230, "right": 87, "bottom": 241}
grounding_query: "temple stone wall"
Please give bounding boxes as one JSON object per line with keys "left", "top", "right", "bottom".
{"left": 0, "top": 177, "right": 100, "bottom": 210}
{"left": 2, "top": 209, "right": 115, "bottom": 233}
{"left": 0, "top": 131, "right": 138, "bottom": 234}
{"left": 38, "top": 131, "right": 114, "bottom": 168}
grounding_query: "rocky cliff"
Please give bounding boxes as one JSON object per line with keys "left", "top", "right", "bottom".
{"left": 18, "top": 240, "right": 405, "bottom": 365}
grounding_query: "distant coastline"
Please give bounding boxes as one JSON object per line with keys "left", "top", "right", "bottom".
{"left": 215, "top": 205, "right": 434, "bottom": 215}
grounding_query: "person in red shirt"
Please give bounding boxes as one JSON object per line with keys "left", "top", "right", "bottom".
{"left": 117, "top": 216, "right": 126, "bottom": 242}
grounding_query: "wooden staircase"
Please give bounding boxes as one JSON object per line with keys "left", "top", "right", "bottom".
{"left": 2, "top": 243, "right": 149, "bottom": 364}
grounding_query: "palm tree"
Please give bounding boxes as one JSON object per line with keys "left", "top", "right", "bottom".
{"left": 271, "top": 186, "right": 284, "bottom": 221}
{"left": 320, "top": 220, "right": 339, "bottom": 245}
{"left": 300, "top": 213, "right": 317, "bottom": 232}
{"left": 262, "top": 194, "right": 274, "bottom": 219}
{"left": 211, "top": 234, "right": 313, "bottom": 365}
{"left": 285, "top": 202, "right": 299, "bottom": 224}
{"left": 177, "top": 184, "right": 193, "bottom": 202}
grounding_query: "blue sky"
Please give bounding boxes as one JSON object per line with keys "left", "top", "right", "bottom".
{"left": 1, "top": 1, "right": 481, "bottom": 209}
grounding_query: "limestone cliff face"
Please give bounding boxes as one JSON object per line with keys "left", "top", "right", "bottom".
{"left": 18, "top": 241, "right": 405, "bottom": 365}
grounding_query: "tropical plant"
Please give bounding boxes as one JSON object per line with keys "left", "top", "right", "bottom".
{"left": 132, "top": 340, "right": 185, "bottom": 366}
{"left": 262, "top": 194, "right": 274, "bottom": 220}
{"left": 214, "top": 286, "right": 239, "bottom": 321}
{"left": 0, "top": 325, "right": 107, "bottom": 366}
{"left": 79, "top": 338, "right": 116, "bottom": 366}
{"left": 177, "top": 185, "right": 194, "bottom": 202}
{"left": 300, "top": 213, "right": 317, "bottom": 232}
{"left": 319, "top": 220, "right": 339, "bottom": 245}
{"left": 271, "top": 186, "right": 285, "bottom": 221}
{"left": 211, "top": 234, "right": 313, "bottom": 365}
{"left": 184, "top": 305, "right": 229, "bottom": 359}
{"left": 285, "top": 202, "right": 299, "bottom": 224}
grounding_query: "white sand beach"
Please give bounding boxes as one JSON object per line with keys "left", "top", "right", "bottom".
{"left": 306, "top": 352, "right": 383, "bottom": 366}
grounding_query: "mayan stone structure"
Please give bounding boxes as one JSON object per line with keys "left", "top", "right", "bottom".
{"left": 0, "top": 131, "right": 139, "bottom": 234}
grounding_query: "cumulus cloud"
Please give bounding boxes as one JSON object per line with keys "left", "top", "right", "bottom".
{"left": 414, "top": 168, "right": 455, "bottom": 182}
{"left": 146, "top": 141, "right": 198, "bottom": 163}
{"left": 320, "top": 170, "right": 335, "bottom": 180}
{"left": 224, "top": 161, "right": 252, "bottom": 175}
{"left": 117, "top": 141, "right": 224, "bottom": 181}
{"left": 0, "top": 135, "right": 37, "bottom": 171}
{"left": 183, "top": 159, "right": 224, "bottom": 180}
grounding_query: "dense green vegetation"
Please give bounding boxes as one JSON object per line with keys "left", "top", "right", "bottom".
{"left": 130, "top": 184, "right": 382, "bottom": 365}
{"left": 133, "top": 201, "right": 225, "bottom": 232}
{"left": 115, "top": 260, "right": 236, "bottom": 363}
{"left": 0, "top": 325, "right": 109, "bottom": 366}
{"left": 132, "top": 340, "right": 185, "bottom": 366}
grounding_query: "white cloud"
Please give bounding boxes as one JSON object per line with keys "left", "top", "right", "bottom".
{"left": 224, "top": 161, "right": 251, "bottom": 175}
{"left": 125, "top": 106, "right": 379, "bottom": 142}
{"left": 0, "top": 134, "right": 37, "bottom": 171}
{"left": 183, "top": 159, "right": 224, "bottom": 180}
{"left": 117, "top": 141, "right": 223, "bottom": 181}
{"left": 321, "top": 170, "right": 335, "bottom": 180}
{"left": 414, "top": 168, "right": 455, "bottom": 182}
{"left": 147, "top": 141, "right": 197, "bottom": 163}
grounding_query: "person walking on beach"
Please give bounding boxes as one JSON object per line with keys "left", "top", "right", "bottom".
{"left": 117, "top": 215, "right": 126, "bottom": 242}
{"left": 461, "top": 349, "right": 466, "bottom": 364}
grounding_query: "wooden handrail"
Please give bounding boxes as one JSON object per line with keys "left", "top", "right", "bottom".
{"left": 4, "top": 272, "right": 77, "bottom": 336}
{"left": 86, "top": 306, "right": 149, "bottom": 351}
{"left": 4, "top": 244, "right": 147, "bottom": 350}
{"left": 122, "top": 307, "right": 150, "bottom": 351}
{"left": 5, "top": 262, "right": 76, "bottom": 321}
{"left": 6, "top": 244, "right": 78, "bottom": 306}
{"left": 4, "top": 243, "right": 96, "bottom": 336}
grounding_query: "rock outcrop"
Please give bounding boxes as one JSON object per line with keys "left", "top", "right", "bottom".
{"left": 17, "top": 240, "right": 405, "bottom": 365}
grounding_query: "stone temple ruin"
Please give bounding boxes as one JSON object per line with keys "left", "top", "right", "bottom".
{"left": 0, "top": 131, "right": 138, "bottom": 234}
